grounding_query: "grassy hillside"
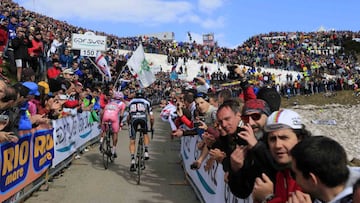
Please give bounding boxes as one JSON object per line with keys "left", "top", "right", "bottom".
{"left": 281, "top": 90, "right": 360, "bottom": 108}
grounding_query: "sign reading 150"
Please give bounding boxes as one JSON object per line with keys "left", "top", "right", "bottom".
{"left": 81, "top": 49, "right": 100, "bottom": 57}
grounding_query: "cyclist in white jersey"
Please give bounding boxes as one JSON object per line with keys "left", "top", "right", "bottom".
{"left": 127, "top": 91, "right": 154, "bottom": 171}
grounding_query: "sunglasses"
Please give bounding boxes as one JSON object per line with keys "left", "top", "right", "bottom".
{"left": 241, "top": 113, "right": 262, "bottom": 122}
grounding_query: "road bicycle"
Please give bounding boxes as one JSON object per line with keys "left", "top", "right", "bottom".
{"left": 134, "top": 127, "right": 153, "bottom": 185}
{"left": 102, "top": 122, "right": 114, "bottom": 169}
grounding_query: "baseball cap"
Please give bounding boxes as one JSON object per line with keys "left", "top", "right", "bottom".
{"left": 38, "top": 81, "right": 50, "bottom": 95}
{"left": 22, "top": 81, "right": 40, "bottom": 96}
{"left": 62, "top": 68, "right": 74, "bottom": 75}
{"left": 264, "top": 109, "right": 303, "bottom": 132}
{"left": 243, "top": 99, "right": 271, "bottom": 116}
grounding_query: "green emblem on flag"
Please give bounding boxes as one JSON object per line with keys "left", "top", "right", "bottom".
{"left": 140, "top": 59, "right": 151, "bottom": 74}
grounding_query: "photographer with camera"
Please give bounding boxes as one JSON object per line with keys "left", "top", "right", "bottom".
{"left": 172, "top": 92, "right": 218, "bottom": 170}
{"left": 216, "top": 98, "right": 277, "bottom": 199}
{"left": 226, "top": 64, "right": 257, "bottom": 102}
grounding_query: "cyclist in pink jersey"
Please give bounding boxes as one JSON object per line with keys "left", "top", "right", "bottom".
{"left": 100, "top": 91, "right": 126, "bottom": 158}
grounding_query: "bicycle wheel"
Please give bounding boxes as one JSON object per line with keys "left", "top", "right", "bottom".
{"left": 136, "top": 132, "right": 143, "bottom": 185}
{"left": 102, "top": 136, "right": 108, "bottom": 169}
{"left": 102, "top": 130, "right": 111, "bottom": 169}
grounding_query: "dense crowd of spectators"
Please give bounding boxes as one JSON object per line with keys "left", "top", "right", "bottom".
{"left": 0, "top": 0, "right": 359, "bottom": 144}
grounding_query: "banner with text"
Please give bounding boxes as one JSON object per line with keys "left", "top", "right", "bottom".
{"left": 0, "top": 125, "right": 53, "bottom": 201}
{"left": 52, "top": 112, "right": 101, "bottom": 167}
{"left": 181, "top": 136, "right": 252, "bottom": 203}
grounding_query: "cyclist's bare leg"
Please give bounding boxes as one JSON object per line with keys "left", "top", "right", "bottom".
{"left": 144, "top": 133, "right": 150, "bottom": 159}
{"left": 144, "top": 133, "right": 150, "bottom": 146}
{"left": 129, "top": 139, "right": 136, "bottom": 155}
{"left": 112, "top": 132, "right": 118, "bottom": 156}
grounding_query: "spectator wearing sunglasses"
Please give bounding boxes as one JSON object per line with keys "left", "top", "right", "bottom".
{"left": 252, "top": 109, "right": 312, "bottom": 203}
{"left": 224, "top": 99, "right": 277, "bottom": 198}
{"left": 288, "top": 136, "right": 360, "bottom": 203}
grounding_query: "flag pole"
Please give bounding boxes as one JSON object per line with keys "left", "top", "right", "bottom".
{"left": 114, "top": 65, "right": 127, "bottom": 89}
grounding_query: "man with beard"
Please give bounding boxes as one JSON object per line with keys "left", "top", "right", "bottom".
{"left": 221, "top": 99, "right": 277, "bottom": 199}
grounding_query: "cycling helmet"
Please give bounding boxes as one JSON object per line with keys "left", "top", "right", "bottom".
{"left": 135, "top": 90, "right": 144, "bottom": 98}
{"left": 113, "top": 91, "right": 124, "bottom": 100}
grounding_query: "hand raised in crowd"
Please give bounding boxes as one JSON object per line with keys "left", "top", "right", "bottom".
{"left": 204, "top": 158, "right": 215, "bottom": 172}
{"left": 171, "top": 128, "right": 184, "bottom": 137}
{"left": 287, "top": 190, "right": 312, "bottom": 203}
{"left": 0, "top": 118, "right": 9, "bottom": 131}
{"left": 0, "top": 131, "right": 18, "bottom": 143}
{"left": 238, "top": 123, "right": 258, "bottom": 149}
{"left": 176, "top": 102, "right": 184, "bottom": 117}
{"left": 197, "top": 140, "right": 205, "bottom": 150}
{"left": 230, "top": 145, "right": 248, "bottom": 172}
{"left": 31, "top": 114, "right": 50, "bottom": 125}
{"left": 202, "top": 132, "right": 216, "bottom": 147}
{"left": 224, "top": 171, "right": 229, "bottom": 183}
{"left": 252, "top": 173, "right": 274, "bottom": 203}
{"left": 209, "top": 148, "right": 226, "bottom": 163}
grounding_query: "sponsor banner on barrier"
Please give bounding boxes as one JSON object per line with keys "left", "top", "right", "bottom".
{"left": 0, "top": 126, "right": 53, "bottom": 201}
{"left": 52, "top": 112, "right": 100, "bottom": 167}
{"left": 181, "top": 135, "right": 252, "bottom": 203}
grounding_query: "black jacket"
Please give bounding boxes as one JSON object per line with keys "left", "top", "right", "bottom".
{"left": 12, "top": 36, "right": 32, "bottom": 60}
{"left": 228, "top": 140, "right": 277, "bottom": 198}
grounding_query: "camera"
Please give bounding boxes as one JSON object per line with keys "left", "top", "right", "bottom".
{"left": 227, "top": 65, "right": 240, "bottom": 80}
{"left": 233, "top": 127, "right": 248, "bottom": 146}
{"left": 190, "top": 162, "right": 199, "bottom": 170}
{"left": 226, "top": 65, "right": 237, "bottom": 73}
{"left": 193, "top": 121, "right": 201, "bottom": 128}
{"left": 194, "top": 116, "right": 205, "bottom": 128}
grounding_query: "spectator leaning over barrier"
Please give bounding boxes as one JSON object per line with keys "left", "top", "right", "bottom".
{"left": 61, "top": 79, "right": 79, "bottom": 116}
{"left": 224, "top": 99, "right": 277, "bottom": 199}
{"left": 205, "top": 99, "right": 240, "bottom": 172}
{"left": 22, "top": 81, "right": 39, "bottom": 116}
{"left": 191, "top": 92, "right": 218, "bottom": 167}
{"left": 172, "top": 89, "right": 196, "bottom": 130}
{"left": 0, "top": 80, "right": 18, "bottom": 143}
{"left": 289, "top": 136, "right": 360, "bottom": 203}
{"left": 173, "top": 92, "right": 218, "bottom": 170}
{"left": 252, "top": 109, "right": 312, "bottom": 203}
{"left": 22, "top": 81, "right": 49, "bottom": 126}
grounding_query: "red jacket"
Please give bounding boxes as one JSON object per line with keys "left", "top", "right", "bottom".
{"left": 0, "top": 28, "right": 7, "bottom": 51}
{"left": 239, "top": 85, "right": 257, "bottom": 102}
{"left": 47, "top": 66, "right": 61, "bottom": 79}
{"left": 268, "top": 169, "right": 302, "bottom": 203}
{"left": 28, "top": 39, "right": 43, "bottom": 57}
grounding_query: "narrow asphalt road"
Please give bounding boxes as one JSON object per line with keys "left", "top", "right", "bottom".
{"left": 25, "top": 109, "right": 199, "bottom": 203}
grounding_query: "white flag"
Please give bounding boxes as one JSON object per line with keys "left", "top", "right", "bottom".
{"left": 127, "top": 44, "right": 156, "bottom": 87}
